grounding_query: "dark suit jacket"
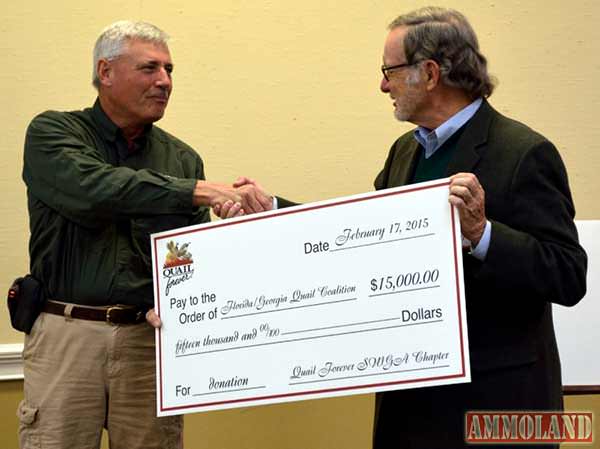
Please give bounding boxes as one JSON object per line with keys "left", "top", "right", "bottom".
{"left": 373, "top": 100, "right": 587, "bottom": 448}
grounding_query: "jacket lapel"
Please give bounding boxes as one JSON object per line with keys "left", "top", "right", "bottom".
{"left": 445, "top": 99, "right": 494, "bottom": 175}
{"left": 389, "top": 139, "right": 420, "bottom": 187}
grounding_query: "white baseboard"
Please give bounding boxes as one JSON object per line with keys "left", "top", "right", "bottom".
{"left": 0, "top": 343, "right": 24, "bottom": 381}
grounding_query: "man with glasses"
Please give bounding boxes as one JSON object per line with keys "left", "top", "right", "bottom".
{"left": 19, "top": 20, "right": 273, "bottom": 449}
{"left": 373, "top": 7, "right": 586, "bottom": 448}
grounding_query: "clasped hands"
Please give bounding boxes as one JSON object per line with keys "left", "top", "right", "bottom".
{"left": 193, "top": 176, "right": 270, "bottom": 219}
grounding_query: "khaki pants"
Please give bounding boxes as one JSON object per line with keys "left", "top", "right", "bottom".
{"left": 18, "top": 311, "right": 183, "bottom": 449}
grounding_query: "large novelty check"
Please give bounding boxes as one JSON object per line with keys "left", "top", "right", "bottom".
{"left": 151, "top": 179, "right": 470, "bottom": 416}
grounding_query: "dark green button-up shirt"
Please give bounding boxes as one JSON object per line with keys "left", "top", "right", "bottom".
{"left": 23, "top": 99, "right": 210, "bottom": 308}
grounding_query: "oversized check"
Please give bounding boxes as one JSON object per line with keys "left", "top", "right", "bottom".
{"left": 151, "top": 179, "right": 470, "bottom": 416}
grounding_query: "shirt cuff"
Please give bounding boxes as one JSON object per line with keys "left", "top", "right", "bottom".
{"left": 469, "top": 220, "right": 492, "bottom": 261}
{"left": 272, "top": 196, "right": 278, "bottom": 210}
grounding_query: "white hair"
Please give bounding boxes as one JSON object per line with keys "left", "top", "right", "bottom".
{"left": 92, "top": 20, "right": 169, "bottom": 88}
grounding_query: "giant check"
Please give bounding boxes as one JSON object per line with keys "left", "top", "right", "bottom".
{"left": 151, "top": 179, "right": 470, "bottom": 416}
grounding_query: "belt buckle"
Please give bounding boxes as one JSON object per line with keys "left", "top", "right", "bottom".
{"left": 106, "top": 305, "right": 127, "bottom": 324}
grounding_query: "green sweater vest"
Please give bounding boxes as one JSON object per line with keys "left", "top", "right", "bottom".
{"left": 410, "top": 126, "right": 466, "bottom": 184}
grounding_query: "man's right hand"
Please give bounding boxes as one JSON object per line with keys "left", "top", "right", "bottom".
{"left": 146, "top": 308, "right": 161, "bottom": 328}
{"left": 193, "top": 180, "right": 272, "bottom": 214}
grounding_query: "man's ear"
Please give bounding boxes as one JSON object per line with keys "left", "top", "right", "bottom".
{"left": 423, "top": 60, "right": 440, "bottom": 91}
{"left": 96, "top": 59, "right": 113, "bottom": 87}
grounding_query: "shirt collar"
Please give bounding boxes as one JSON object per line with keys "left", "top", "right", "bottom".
{"left": 91, "top": 98, "right": 120, "bottom": 143}
{"left": 414, "top": 97, "right": 483, "bottom": 158}
{"left": 91, "top": 98, "right": 152, "bottom": 159}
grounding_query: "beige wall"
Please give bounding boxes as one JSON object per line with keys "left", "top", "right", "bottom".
{"left": 1, "top": 0, "right": 599, "bottom": 448}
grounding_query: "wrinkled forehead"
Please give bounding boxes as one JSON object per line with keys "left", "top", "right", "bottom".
{"left": 383, "top": 26, "right": 408, "bottom": 65}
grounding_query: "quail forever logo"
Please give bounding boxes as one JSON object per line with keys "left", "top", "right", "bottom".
{"left": 162, "top": 241, "right": 194, "bottom": 295}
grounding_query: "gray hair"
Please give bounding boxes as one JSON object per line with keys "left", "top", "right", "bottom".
{"left": 92, "top": 20, "right": 169, "bottom": 88}
{"left": 389, "top": 7, "right": 495, "bottom": 99}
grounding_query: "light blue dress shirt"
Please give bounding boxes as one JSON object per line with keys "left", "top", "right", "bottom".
{"left": 413, "top": 98, "right": 491, "bottom": 261}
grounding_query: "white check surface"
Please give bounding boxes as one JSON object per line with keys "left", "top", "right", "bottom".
{"left": 152, "top": 179, "right": 470, "bottom": 416}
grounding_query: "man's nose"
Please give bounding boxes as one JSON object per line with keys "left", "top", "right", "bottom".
{"left": 155, "top": 67, "right": 172, "bottom": 88}
{"left": 380, "top": 76, "right": 391, "bottom": 93}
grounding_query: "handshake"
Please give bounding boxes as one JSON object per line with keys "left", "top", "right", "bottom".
{"left": 193, "top": 176, "right": 272, "bottom": 219}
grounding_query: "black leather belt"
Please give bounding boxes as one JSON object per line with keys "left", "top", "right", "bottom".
{"left": 43, "top": 301, "right": 145, "bottom": 325}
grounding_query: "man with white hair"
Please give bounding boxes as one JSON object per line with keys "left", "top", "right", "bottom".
{"left": 19, "top": 20, "right": 270, "bottom": 448}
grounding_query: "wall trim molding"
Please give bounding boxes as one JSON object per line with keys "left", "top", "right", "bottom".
{"left": 0, "top": 343, "right": 24, "bottom": 381}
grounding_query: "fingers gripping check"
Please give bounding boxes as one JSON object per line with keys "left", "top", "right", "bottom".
{"left": 449, "top": 173, "right": 487, "bottom": 245}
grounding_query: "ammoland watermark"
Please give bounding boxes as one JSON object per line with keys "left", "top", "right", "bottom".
{"left": 465, "top": 411, "right": 593, "bottom": 444}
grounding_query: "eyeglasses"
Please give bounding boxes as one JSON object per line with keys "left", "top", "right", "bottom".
{"left": 381, "top": 62, "right": 416, "bottom": 81}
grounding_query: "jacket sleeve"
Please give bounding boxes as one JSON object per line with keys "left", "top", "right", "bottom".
{"left": 471, "top": 140, "right": 587, "bottom": 307}
{"left": 23, "top": 111, "right": 197, "bottom": 228}
{"left": 189, "top": 153, "right": 211, "bottom": 226}
{"left": 275, "top": 197, "right": 299, "bottom": 209}
{"left": 374, "top": 143, "right": 395, "bottom": 190}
